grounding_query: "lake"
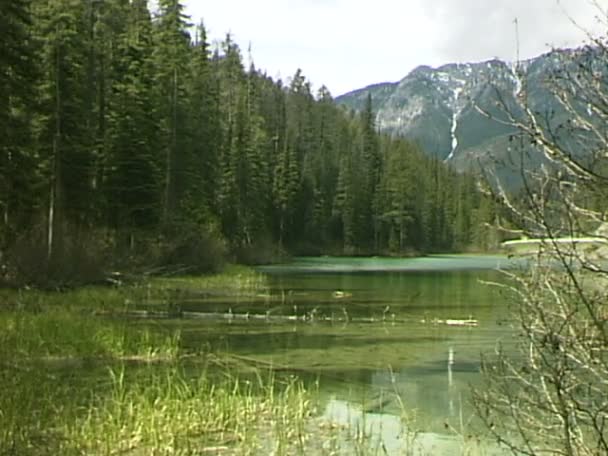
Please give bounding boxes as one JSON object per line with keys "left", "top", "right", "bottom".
{"left": 178, "top": 254, "right": 519, "bottom": 453}
{"left": 2, "top": 254, "right": 521, "bottom": 454}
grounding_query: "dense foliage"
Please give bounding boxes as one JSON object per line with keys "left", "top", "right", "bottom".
{"left": 0, "top": 0, "right": 498, "bottom": 283}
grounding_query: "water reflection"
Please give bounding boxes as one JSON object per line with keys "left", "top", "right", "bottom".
{"left": 177, "top": 255, "right": 518, "bottom": 449}
{"left": 254, "top": 256, "right": 516, "bottom": 435}
{"left": 258, "top": 254, "right": 518, "bottom": 274}
{"left": 322, "top": 398, "right": 508, "bottom": 455}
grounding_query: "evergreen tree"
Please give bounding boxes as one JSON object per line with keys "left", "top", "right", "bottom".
{"left": 33, "top": 0, "right": 96, "bottom": 259}
{"left": 377, "top": 141, "right": 417, "bottom": 252}
{"left": 153, "top": 0, "right": 192, "bottom": 220}
{"left": 361, "top": 93, "right": 381, "bottom": 248}
{"left": 0, "top": 0, "right": 38, "bottom": 245}
{"left": 215, "top": 36, "right": 247, "bottom": 244}
{"left": 332, "top": 144, "right": 356, "bottom": 249}
{"left": 0, "top": 1, "right": 499, "bottom": 281}
{"left": 184, "top": 21, "right": 218, "bottom": 218}
{"left": 305, "top": 86, "right": 339, "bottom": 245}
{"left": 272, "top": 81, "right": 300, "bottom": 246}
{"left": 238, "top": 62, "right": 271, "bottom": 243}
{"left": 104, "top": 0, "right": 160, "bottom": 242}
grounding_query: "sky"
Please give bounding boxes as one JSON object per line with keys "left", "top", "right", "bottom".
{"left": 182, "top": 0, "right": 606, "bottom": 96}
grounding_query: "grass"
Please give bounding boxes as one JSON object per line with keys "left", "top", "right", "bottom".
{"left": 63, "top": 368, "right": 317, "bottom": 455}
{"left": 0, "top": 361, "right": 320, "bottom": 455}
{"left": 151, "top": 264, "right": 268, "bottom": 293}
{"left": 0, "top": 308, "right": 181, "bottom": 362}
{"left": 0, "top": 266, "right": 331, "bottom": 455}
{"left": 0, "top": 265, "right": 270, "bottom": 359}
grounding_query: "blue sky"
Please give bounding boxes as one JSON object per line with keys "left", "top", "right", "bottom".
{"left": 182, "top": 0, "right": 604, "bottom": 96}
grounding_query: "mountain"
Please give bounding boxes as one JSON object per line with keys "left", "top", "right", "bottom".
{"left": 336, "top": 48, "right": 595, "bottom": 177}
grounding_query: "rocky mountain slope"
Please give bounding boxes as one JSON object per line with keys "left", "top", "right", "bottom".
{"left": 336, "top": 48, "right": 595, "bottom": 177}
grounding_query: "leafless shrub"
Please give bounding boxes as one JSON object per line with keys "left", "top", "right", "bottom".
{"left": 472, "top": 5, "right": 608, "bottom": 454}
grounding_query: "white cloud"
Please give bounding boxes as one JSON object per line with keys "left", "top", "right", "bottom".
{"left": 183, "top": 0, "right": 606, "bottom": 96}
{"left": 419, "top": 0, "right": 603, "bottom": 63}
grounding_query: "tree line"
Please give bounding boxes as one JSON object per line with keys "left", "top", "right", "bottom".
{"left": 0, "top": 0, "right": 499, "bottom": 284}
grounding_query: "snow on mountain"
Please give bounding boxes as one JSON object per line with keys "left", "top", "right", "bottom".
{"left": 336, "top": 48, "right": 591, "bottom": 175}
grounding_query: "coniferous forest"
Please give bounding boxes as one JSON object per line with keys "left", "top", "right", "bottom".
{"left": 1, "top": 0, "right": 499, "bottom": 284}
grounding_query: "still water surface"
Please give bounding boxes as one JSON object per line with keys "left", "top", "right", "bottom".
{"left": 181, "top": 255, "right": 520, "bottom": 452}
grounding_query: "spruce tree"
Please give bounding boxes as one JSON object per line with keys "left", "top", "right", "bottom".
{"left": 104, "top": 0, "right": 160, "bottom": 243}
{"left": 153, "top": 0, "right": 192, "bottom": 221}
{"left": 184, "top": 21, "right": 218, "bottom": 218}
{"left": 215, "top": 36, "right": 246, "bottom": 243}
{"left": 0, "top": 0, "right": 38, "bottom": 245}
{"left": 33, "top": 0, "right": 96, "bottom": 259}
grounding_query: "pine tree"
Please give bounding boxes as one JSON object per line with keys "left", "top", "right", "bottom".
{"left": 83, "top": 0, "right": 131, "bottom": 225}
{"left": 215, "top": 36, "right": 246, "bottom": 243}
{"left": 104, "top": 0, "right": 160, "bottom": 241}
{"left": 184, "top": 21, "right": 218, "bottom": 217}
{"left": 305, "top": 86, "right": 339, "bottom": 244}
{"left": 361, "top": 93, "right": 381, "bottom": 248}
{"left": 0, "top": 0, "right": 38, "bottom": 245}
{"left": 153, "top": 0, "right": 192, "bottom": 221}
{"left": 377, "top": 140, "right": 416, "bottom": 252}
{"left": 333, "top": 150, "right": 355, "bottom": 250}
{"left": 238, "top": 62, "right": 271, "bottom": 243}
{"left": 33, "top": 0, "right": 96, "bottom": 259}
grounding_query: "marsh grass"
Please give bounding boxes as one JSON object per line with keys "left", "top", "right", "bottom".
{"left": 1, "top": 362, "right": 323, "bottom": 455}
{"left": 0, "top": 267, "right": 330, "bottom": 455}
{"left": 0, "top": 264, "right": 270, "bottom": 359}
{"left": 0, "top": 307, "right": 181, "bottom": 362}
{"left": 0, "top": 266, "right": 502, "bottom": 455}
{"left": 148, "top": 265, "right": 269, "bottom": 304}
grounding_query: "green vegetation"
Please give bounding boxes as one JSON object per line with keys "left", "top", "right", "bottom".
{"left": 0, "top": 265, "right": 268, "bottom": 360}
{"left": 0, "top": 0, "right": 501, "bottom": 288}
{"left": 0, "top": 270, "right": 317, "bottom": 455}
{"left": 1, "top": 352, "right": 319, "bottom": 454}
{"left": 0, "top": 265, "right": 508, "bottom": 455}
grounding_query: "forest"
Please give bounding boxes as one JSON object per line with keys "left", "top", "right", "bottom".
{"left": 0, "top": 0, "right": 498, "bottom": 285}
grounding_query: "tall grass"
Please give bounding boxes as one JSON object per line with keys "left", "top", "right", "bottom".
{"left": 63, "top": 368, "right": 317, "bottom": 455}
{"left": 0, "top": 362, "right": 322, "bottom": 455}
{"left": 151, "top": 264, "right": 268, "bottom": 296}
{"left": 0, "top": 308, "right": 181, "bottom": 361}
{"left": 0, "top": 265, "right": 269, "bottom": 360}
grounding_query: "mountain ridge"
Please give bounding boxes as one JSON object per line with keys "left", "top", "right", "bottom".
{"left": 335, "top": 47, "right": 588, "bottom": 175}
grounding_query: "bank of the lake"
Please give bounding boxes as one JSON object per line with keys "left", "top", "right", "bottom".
{"left": 1, "top": 256, "right": 517, "bottom": 454}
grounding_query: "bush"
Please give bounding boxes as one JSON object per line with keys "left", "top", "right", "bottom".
{"left": 3, "top": 223, "right": 111, "bottom": 289}
{"left": 472, "top": 33, "right": 608, "bottom": 454}
{"left": 233, "top": 237, "right": 289, "bottom": 265}
{"left": 157, "top": 222, "right": 227, "bottom": 274}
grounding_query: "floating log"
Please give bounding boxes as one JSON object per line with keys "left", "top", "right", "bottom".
{"left": 420, "top": 318, "right": 478, "bottom": 327}
{"left": 445, "top": 318, "right": 478, "bottom": 327}
{"left": 99, "top": 309, "right": 479, "bottom": 327}
{"left": 332, "top": 290, "right": 353, "bottom": 299}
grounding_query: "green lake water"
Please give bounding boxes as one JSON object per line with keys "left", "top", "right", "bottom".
{"left": 178, "top": 255, "right": 520, "bottom": 452}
